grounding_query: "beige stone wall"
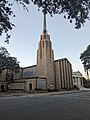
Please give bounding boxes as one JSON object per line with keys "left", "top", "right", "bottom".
{"left": 54, "top": 61, "right": 61, "bottom": 90}
{"left": 54, "top": 58, "right": 73, "bottom": 90}
{"left": 37, "top": 78, "right": 47, "bottom": 90}
{"left": 0, "top": 68, "right": 22, "bottom": 82}
{"left": 13, "top": 68, "right": 22, "bottom": 80}
{"left": 37, "top": 33, "right": 55, "bottom": 90}
{"left": 9, "top": 82, "right": 25, "bottom": 90}
{"left": 25, "top": 78, "right": 36, "bottom": 92}
{"left": 8, "top": 78, "right": 37, "bottom": 92}
{"left": 22, "top": 65, "right": 36, "bottom": 78}
{"left": 0, "top": 69, "right": 7, "bottom": 82}
{"left": 13, "top": 66, "right": 36, "bottom": 82}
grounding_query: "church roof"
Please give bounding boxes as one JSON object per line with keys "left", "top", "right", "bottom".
{"left": 54, "top": 58, "right": 72, "bottom": 66}
{"left": 73, "top": 71, "right": 83, "bottom": 77}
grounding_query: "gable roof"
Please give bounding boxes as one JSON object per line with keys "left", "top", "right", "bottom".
{"left": 73, "top": 71, "right": 83, "bottom": 77}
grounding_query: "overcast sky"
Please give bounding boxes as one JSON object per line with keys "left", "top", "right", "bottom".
{"left": 0, "top": 3, "right": 90, "bottom": 77}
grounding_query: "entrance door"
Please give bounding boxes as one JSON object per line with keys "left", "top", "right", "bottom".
{"left": 1, "top": 85, "right": 4, "bottom": 91}
{"left": 29, "top": 83, "right": 32, "bottom": 91}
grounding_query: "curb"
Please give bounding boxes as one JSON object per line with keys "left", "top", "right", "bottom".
{"left": 0, "top": 90, "right": 90, "bottom": 97}
{"left": 27, "top": 90, "right": 90, "bottom": 97}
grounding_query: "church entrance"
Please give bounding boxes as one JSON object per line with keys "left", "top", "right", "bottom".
{"left": 29, "top": 83, "right": 32, "bottom": 91}
{"left": 1, "top": 85, "right": 4, "bottom": 91}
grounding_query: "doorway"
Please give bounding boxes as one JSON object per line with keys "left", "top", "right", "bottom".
{"left": 29, "top": 83, "right": 32, "bottom": 91}
{"left": 1, "top": 85, "right": 4, "bottom": 91}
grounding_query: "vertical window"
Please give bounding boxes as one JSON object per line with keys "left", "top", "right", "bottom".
{"left": 44, "top": 34, "right": 46, "bottom": 39}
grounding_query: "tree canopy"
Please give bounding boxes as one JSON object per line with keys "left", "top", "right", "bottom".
{"left": 0, "top": 47, "right": 20, "bottom": 74}
{"left": 80, "top": 45, "right": 90, "bottom": 79}
{"left": 0, "top": 0, "right": 90, "bottom": 43}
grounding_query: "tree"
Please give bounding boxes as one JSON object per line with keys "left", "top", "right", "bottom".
{"left": 0, "top": 0, "right": 29, "bottom": 43}
{"left": 0, "top": 0, "right": 90, "bottom": 43}
{"left": 80, "top": 45, "right": 90, "bottom": 80}
{"left": 0, "top": 47, "right": 20, "bottom": 75}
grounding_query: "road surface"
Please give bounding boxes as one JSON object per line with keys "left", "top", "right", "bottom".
{"left": 0, "top": 91, "right": 90, "bottom": 120}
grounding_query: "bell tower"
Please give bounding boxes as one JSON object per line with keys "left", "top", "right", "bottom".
{"left": 37, "top": 14, "right": 55, "bottom": 90}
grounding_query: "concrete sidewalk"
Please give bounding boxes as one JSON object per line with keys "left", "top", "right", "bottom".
{"left": 0, "top": 89, "right": 90, "bottom": 97}
{"left": 0, "top": 92, "right": 28, "bottom": 97}
{"left": 30, "top": 89, "right": 90, "bottom": 97}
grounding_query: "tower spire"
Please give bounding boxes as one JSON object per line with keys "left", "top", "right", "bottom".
{"left": 43, "top": 13, "right": 47, "bottom": 33}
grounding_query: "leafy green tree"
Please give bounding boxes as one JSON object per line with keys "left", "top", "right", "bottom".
{"left": 0, "top": 47, "right": 20, "bottom": 75}
{"left": 80, "top": 45, "right": 90, "bottom": 80}
{"left": 0, "top": 0, "right": 90, "bottom": 43}
{"left": 0, "top": 0, "right": 29, "bottom": 43}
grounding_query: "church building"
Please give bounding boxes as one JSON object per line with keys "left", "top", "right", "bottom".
{"left": 0, "top": 14, "right": 73, "bottom": 92}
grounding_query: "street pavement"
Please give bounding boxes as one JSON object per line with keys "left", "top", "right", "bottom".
{"left": 0, "top": 90, "right": 90, "bottom": 120}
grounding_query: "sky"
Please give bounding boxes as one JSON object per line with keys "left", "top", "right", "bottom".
{"left": 0, "top": 3, "right": 90, "bottom": 77}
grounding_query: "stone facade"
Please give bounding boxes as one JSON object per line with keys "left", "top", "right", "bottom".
{"left": 0, "top": 69, "right": 13, "bottom": 91}
{"left": 37, "top": 32, "right": 55, "bottom": 89}
{"left": 54, "top": 59, "right": 73, "bottom": 90}
{"left": 22, "top": 65, "right": 37, "bottom": 78}
{"left": 13, "top": 68, "right": 22, "bottom": 80}
{"left": 73, "top": 71, "right": 84, "bottom": 89}
{"left": 8, "top": 77, "right": 47, "bottom": 92}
